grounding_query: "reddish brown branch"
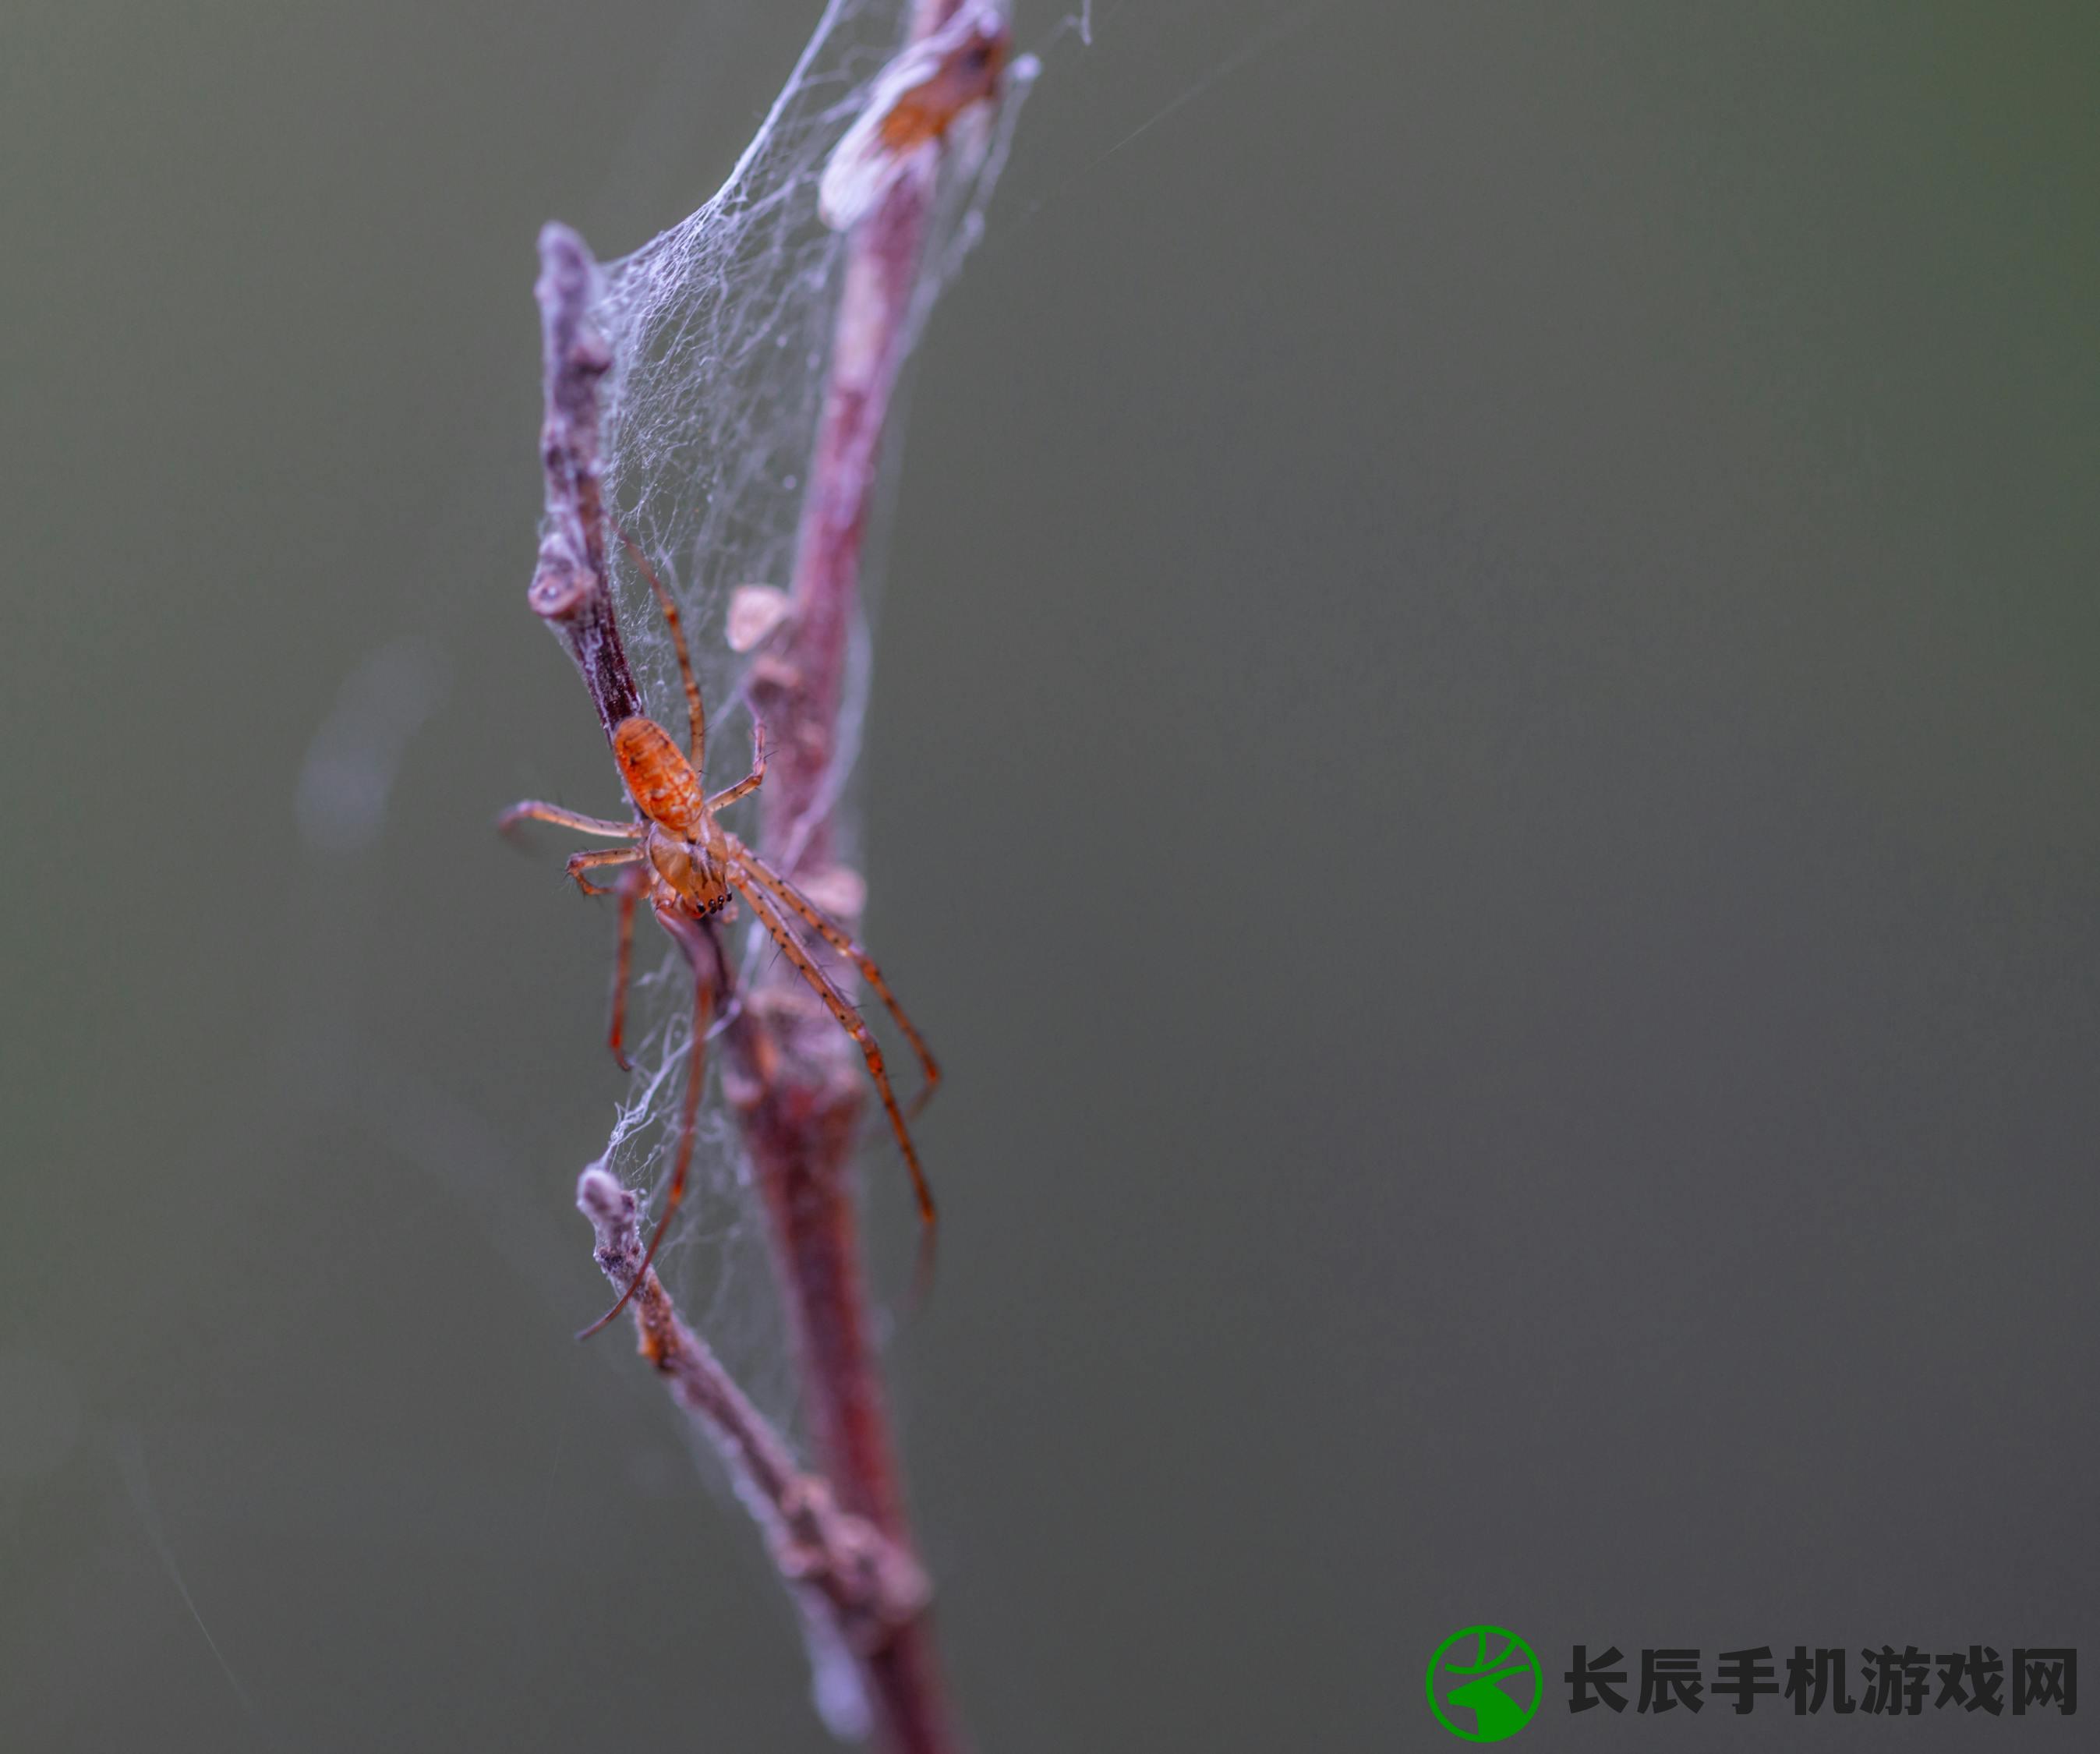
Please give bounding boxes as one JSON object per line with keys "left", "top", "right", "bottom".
{"left": 760, "top": 0, "right": 988, "bottom": 868}
{"left": 726, "top": 9, "right": 1000, "bottom": 1753}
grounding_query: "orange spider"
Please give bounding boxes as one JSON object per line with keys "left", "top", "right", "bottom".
{"left": 502, "top": 547, "right": 939, "bottom": 1337}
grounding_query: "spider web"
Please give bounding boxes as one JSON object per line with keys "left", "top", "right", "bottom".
{"left": 571, "top": 2, "right": 1035, "bottom": 1412}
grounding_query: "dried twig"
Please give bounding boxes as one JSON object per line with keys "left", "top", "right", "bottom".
{"left": 528, "top": 223, "right": 643, "bottom": 741}
{"left": 525, "top": 8, "right": 1009, "bottom": 1747}
{"left": 576, "top": 1165, "right": 930, "bottom": 1646}
{"left": 525, "top": 222, "right": 939, "bottom": 1729}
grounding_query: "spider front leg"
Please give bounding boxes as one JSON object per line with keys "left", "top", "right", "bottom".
{"left": 706, "top": 717, "right": 769, "bottom": 812}
{"left": 734, "top": 875, "right": 938, "bottom": 1229}
{"left": 567, "top": 847, "right": 641, "bottom": 896}
{"left": 614, "top": 523, "right": 705, "bottom": 773}
{"left": 498, "top": 801, "right": 639, "bottom": 840}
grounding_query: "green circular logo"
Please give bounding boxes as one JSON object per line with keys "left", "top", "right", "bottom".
{"left": 1426, "top": 1625, "right": 1543, "bottom": 1741}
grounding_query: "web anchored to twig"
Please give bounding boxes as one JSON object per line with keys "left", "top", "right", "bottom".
{"left": 576, "top": 1169, "right": 930, "bottom": 1639}
{"left": 511, "top": 4, "right": 1037, "bottom": 1750}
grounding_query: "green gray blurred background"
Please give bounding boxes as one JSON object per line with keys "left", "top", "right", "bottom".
{"left": 2, "top": 2, "right": 2096, "bottom": 1748}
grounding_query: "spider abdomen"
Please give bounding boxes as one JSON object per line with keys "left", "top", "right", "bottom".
{"left": 612, "top": 716, "right": 705, "bottom": 836}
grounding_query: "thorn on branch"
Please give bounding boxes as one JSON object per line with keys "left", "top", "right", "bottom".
{"left": 727, "top": 583, "right": 795, "bottom": 653}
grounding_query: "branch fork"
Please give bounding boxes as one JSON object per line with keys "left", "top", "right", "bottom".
{"left": 524, "top": 9, "right": 1009, "bottom": 1749}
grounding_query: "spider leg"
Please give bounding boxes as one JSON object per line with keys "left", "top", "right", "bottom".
{"left": 578, "top": 940, "right": 715, "bottom": 1339}
{"left": 730, "top": 842, "right": 940, "bottom": 1116}
{"left": 613, "top": 524, "right": 705, "bottom": 774}
{"left": 705, "top": 718, "right": 769, "bottom": 812}
{"left": 606, "top": 865, "right": 646, "bottom": 1072}
{"left": 568, "top": 847, "right": 642, "bottom": 896}
{"left": 736, "top": 876, "right": 938, "bottom": 1229}
{"left": 499, "top": 801, "right": 638, "bottom": 839}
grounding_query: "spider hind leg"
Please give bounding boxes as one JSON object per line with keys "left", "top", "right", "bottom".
{"left": 734, "top": 873, "right": 938, "bottom": 1230}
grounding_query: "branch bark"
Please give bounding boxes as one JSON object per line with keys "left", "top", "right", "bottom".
{"left": 526, "top": 6, "right": 1006, "bottom": 1745}
{"left": 528, "top": 225, "right": 645, "bottom": 742}
{"left": 576, "top": 1165, "right": 930, "bottom": 1647}
{"left": 727, "top": 6, "right": 998, "bottom": 1750}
